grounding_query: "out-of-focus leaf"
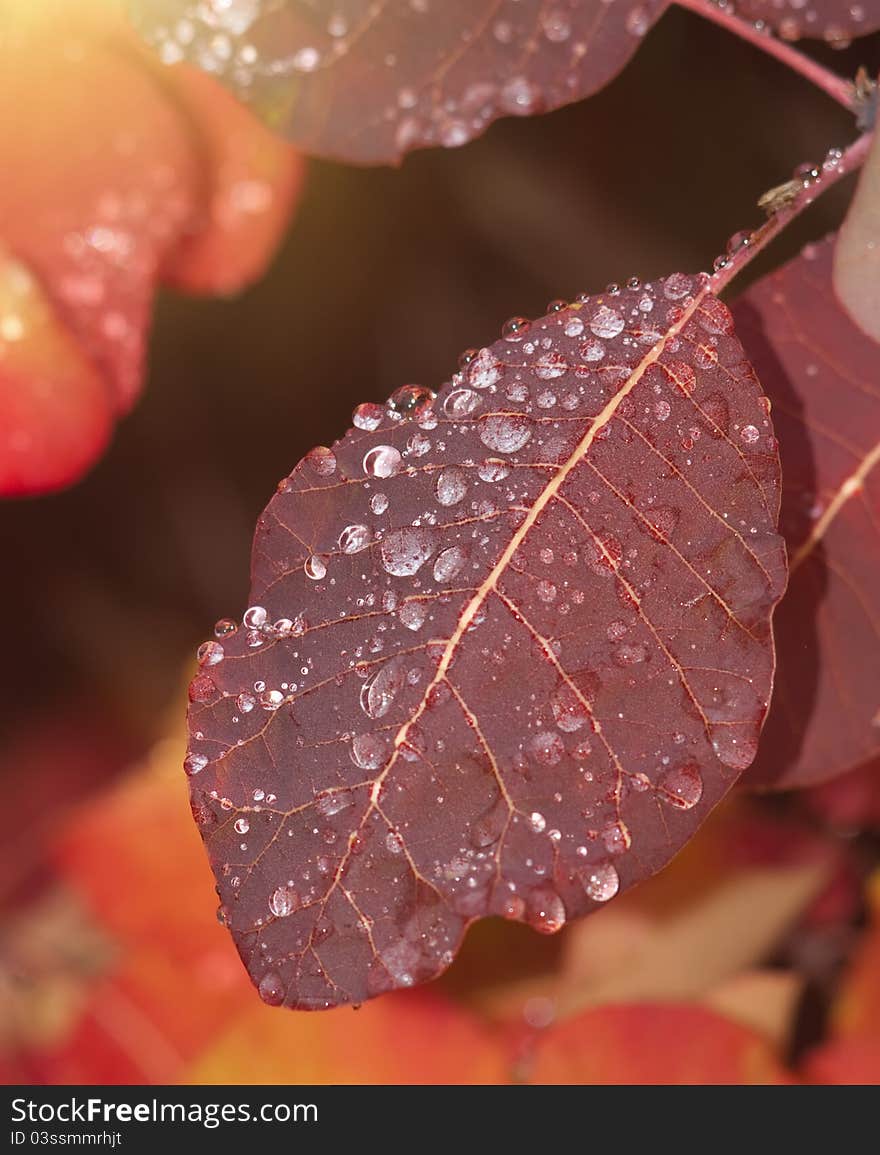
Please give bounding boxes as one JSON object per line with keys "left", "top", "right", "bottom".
{"left": 527, "top": 1003, "right": 793, "bottom": 1083}
{"left": 0, "top": 0, "right": 302, "bottom": 496}
{"left": 187, "top": 990, "right": 506, "bottom": 1085}
{"left": 803, "top": 757, "right": 880, "bottom": 832}
{"left": 704, "top": 969, "right": 804, "bottom": 1048}
{"left": 734, "top": 238, "right": 880, "bottom": 789}
{"left": 186, "top": 276, "right": 786, "bottom": 1009}
{"left": 835, "top": 128, "right": 880, "bottom": 342}
{"left": 0, "top": 247, "right": 111, "bottom": 496}
{"left": 128, "top": 0, "right": 668, "bottom": 163}
{"left": 829, "top": 870, "right": 880, "bottom": 1040}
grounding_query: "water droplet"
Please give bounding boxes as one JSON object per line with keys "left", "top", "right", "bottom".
{"left": 467, "top": 348, "right": 503, "bottom": 389}
{"left": 305, "top": 555, "right": 327, "bottom": 580}
{"left": 258, "top": 971, "right": 285, "bottom": 1005}
{"left": 388, "top": 384, "right": 434, "bottom": 417}
{"left": 197, "top": 641, "right": 224, "bottom": 666}
{"left": 529, "top": 811, "right": 547, "bottom": 833}
{"left": 184, "top": 752, "right": 208, "bottom": 776}
{"left": 339, "top": 524, "right": 372, "bottom": 554}
{"left": 236, "top": 691, "right": 256, "bottom": 713}
{"left": 529, "top": 730, "right": 565, "bottom": 765}
{"left": 260, "top": 689, "right": 284, "bottom": 710}
{"left": 479, "top": 413, "right": 533, "bottom": 453}
{"left": 435, "top": 467, "right": 468, "bottom": 506}
{"left": 270, "top": 885, "right": 299, "bottom": 918}
{"left": 360, "top": 660, "right": 405, "bottom": 719}
{"left": 583, "top": 862, "right": 619, "bottom": 902}
{"left": 433, "top": 545, "right": 467, "bottom": 583}
{"left": 315, "top": 788, "right": 355, "bottom": 818}
{"left": 398, "top": 601, "right": 427, "bottom": 630}
{"left": 658, "top": 762, "right": 703, "bottom": 809}
{"left": 527, "top": 886, "right": 566, "bottom": 933}
{"left": 214, "top": 618, "right": 237, "bottom": 638}
{"left": 363, "top": 445, "right": 402, "bottom": 478}
{"left": 551, "top": 684, "right": 590, "bottom": 731}
{"left": 351, "top": 732, "right": 388, "bottom": 770}
{"left": 234, "top": 816, "right": 250, "bottom": 834}
{"left": 740, "top": 424, "right": 760, "bottom": 444}
{"left": 305, "top": 446, "right": 337, "bottom": 476}
{"left": 478, "top": 458, "right": 510, "bottom": 482}
{"left": 380, "top": 527, "right": 436, "bottom": 576}
{"left": 443, "top": 388, "right": 482, "bottom": 418}
{"left": 590, "top": 305, "right": 625, "bottom": 338}
{"left": 353, "top": 402, "right": 384, "bottom": 431}
{"left": 502, "top": 316, "right": 530, "bottom": 339}
{"left": 243, "top": 605, "right": 267, "bottom": 629}
{"left": 371, "top": 492, "right": 389, "bottom": 515}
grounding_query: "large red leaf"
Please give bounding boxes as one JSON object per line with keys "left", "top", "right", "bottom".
{"left": 185, "top": 274, "right": 786, "bottom": 1009}
{"left": 734, "top": 238, "right": 880, "bottom": 789}
{"left": 128, "top": 0, "right": 667, "bottom": 163}
{"left": 128, "top": 1, "right": 880, "bottom": 164}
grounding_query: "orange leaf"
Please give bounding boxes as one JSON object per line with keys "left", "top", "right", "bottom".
{"left": 528, "top": 1004, "right": 792, "bottom": 1084}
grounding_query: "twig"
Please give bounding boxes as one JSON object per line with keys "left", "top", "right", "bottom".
{"left": 675, "top": 0, "right": 855, "bottom": 112}
{"left": 709, "top": 131, "right": 872, "bottom": 295}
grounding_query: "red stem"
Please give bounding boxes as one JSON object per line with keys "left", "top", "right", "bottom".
{"left": 710, "top": 131, "right": 873, "bottom": 294}
{"left": 675, "top": 0, "right": 855, "bottom": 111}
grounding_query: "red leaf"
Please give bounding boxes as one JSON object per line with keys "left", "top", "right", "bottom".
{"left": 128, "top": 0, "right": 667, "bottom": 163}
{"left": 734, "top": 238, "right": 880, "bottom": 789}
{"left": 186, "top": 275, "right": 786, "bottom": 1009}
{"left": 0, "top": 3, "right": 302, "bottom": 496}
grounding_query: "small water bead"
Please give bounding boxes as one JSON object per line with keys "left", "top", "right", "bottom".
{"left": 663, "top": 272, "right": 693, "bottom": 301}
{"left": 626, "top": 5, "right": 651, "bottom": 36}
{"left": 305, "top": 555, "right": 327, "bottom": 580}
{"left": 360, "top": 661, "right": 405, "bottom": 719}
{"left": 479, "top": 413, "right": 534, "bottom": 453}
{"left": 529, "top": 811, "right": 547, "bottom": 833}
{"left": 444, "top": 385, "right": 483, "bottom": 419}
{"left": 385, "top": 830, "right": 405, "bottom": 855}
{"left": 380, "top": 527, "right": 436, "bottom": 576}
{"left": 546, "top": 298, "right": 568, "bottom": 313}
{"left": 590, "top": 305, "right": 625, "bottom": 338}
{"left": 363, "top": 445, "right": 402, "bottom": 478}
{"left": 353, "top": 402, "right": 384, "bottom": 431}
{"left": 243, "top": 605, "right": 267, "bottom": 629}
{"left": 197, "top": 641, "right": 224, "bottom": 666}
{"left": 315, "top": 788, "right": 355, "bottom": 818}
{"left": 398, "top": 601, "right": 427, "bottom": 631}
{"left": 435, "top": 467, "right": 468, "bottom": 506}
{"left": 534, "top": 352, "right": 568, "bottom": 379}
{"left": 579, "top": 338, "right": 605, "bottom": 362}
{"left": 726, "top": 230, "right": 751, "bottom": 256}
{"left": 234, "top": 816, "right": 250, "bottom": 834}
{"left": 627, "top": 276, "right": 641, "bottom": 290}
{"left": 269, "top": 885, "right": 299, "bottom": 918}
{"left": 214, "top": 618, "right": 237, "bottom": 638}
{"left": 258, "top": 971, "right": 285, "bottom": 1006}
{"left": 583, "top": 862, "right": 619, "bottom": 902}
{"left": 502, "top": 316, "right": 530, "bottom": 339}
{"left": 305, "top": 445, "right": 337, "bottom": 476}
{"left": 236, "top": 691, "right": 256, "bottom": 713}
{"left": 458, "top": 348, "right": 478, "bottom": 368}
{"left": 370, "top": 492, "right": 389, "bottom": 515}
{"left": 433, "top": 545, "right": 466, "bottom": 583}
{"left": 712, "top": 254, "right": 730, "bottom": 272}
{"left": 184, "top": 752, "right": 208, "bottom": 776}
{"left": 499, "top": 77, "right": 542, "bottom": 115}
{"left": 478, "top": 458, "right": 510, "bottom": 483}
{"left": 260, "top": 689, "right": 285, "bottom": 710}
{"left": 527, "top": 886, "right": 566, "bottom": 934}
{"left": 658, "top": 763, "right": 703, "bottom": 810}
{"left": 388, "top": 384, "right": 434, "bottom": 418}
{"left": 564, "top": 316, "right": 584, "bottom": 338}
{"left": 467, "top": 347, "right": 503, "bottom": 389}
{"left": 350, "top": 732, "right": 388, "bottom": 770}
{"left": 338, "top": 524, "right": 372, "bottom": 554}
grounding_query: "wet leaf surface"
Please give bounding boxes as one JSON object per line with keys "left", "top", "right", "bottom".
{"left": 128, "top": 0, "right": 667, "bottom": 163}
{"left": 735, "top": 238, "right": 880, "bottom": 789}
{"left": 186, "top": 274, "right": 786, "bottom": 1009}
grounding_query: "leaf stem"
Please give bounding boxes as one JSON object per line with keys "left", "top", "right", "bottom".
{"left": 710, "top": 130, "right": 872, "bottom": 294}
{"left": 675, "top": 0, "right": 855, "bottom": 111}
